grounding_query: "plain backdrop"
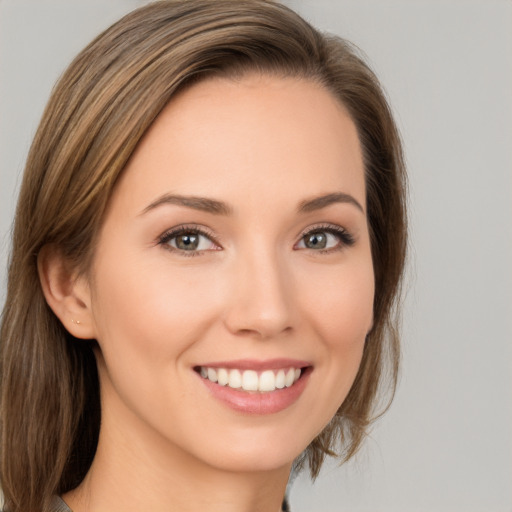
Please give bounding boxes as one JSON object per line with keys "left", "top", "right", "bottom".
{"left": 1, "top": 1, "right": 511, "bottom": 511}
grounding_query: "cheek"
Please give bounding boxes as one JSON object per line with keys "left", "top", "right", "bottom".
{"left": 328, "top": 263, "right": 374, "bottom": 376}
{"left": 298, "top": 257, "right": 374, "bottom": 418}
{"left": 90, "top": 251, "right": 224, "bottom": 365}
{"left": 88, "top": 253, "right": 228, "bottom": 435}
{"left": 303, "top": 257, "right": 375, "bottom": 344}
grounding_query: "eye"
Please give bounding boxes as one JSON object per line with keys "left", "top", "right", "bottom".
{"left": 300, "top": 231, "right": 337, "bottom": 250}
{"left": 158, "top": 226, "right": 219, "bottom": 255}
{"left": 295, "top": 225, "right": 355, "bottom": 252}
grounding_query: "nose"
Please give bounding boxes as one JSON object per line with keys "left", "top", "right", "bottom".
{"left": 223, "top": 245, "right": 295, "bottom": 340}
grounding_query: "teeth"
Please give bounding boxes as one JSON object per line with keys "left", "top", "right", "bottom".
{"left": 258, "top": 370, "right": 275, "bottom": 392}
{"left": 275, "top": 369, "right": 285, "bottom": 389}
{"left": 284, "top": 368, "right": 295, "bottom": 387}
{"left": 242, "top": 370, "right": 259, "bottom": 391}
{"left": 228, "top": 369, "right": 242, "bottom": 388}
{"left": 217, "top": 368, "right": 229, "bottom": 386}
{"left": 199, "top": 366, "right": 302, "bottom": 392}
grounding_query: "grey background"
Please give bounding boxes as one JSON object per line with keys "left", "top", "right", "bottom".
{"left": 1, "top": 1, "right": 511, "bottom": 511}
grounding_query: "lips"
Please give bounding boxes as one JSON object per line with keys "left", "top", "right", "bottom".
{"left": 194, "top": 359, "right": 312, "bottom": 414}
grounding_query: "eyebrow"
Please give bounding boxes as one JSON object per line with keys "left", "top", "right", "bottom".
{"left": 141, "top": 194, "right": 233, "bottom": 216}
{"left": 140, "top": 191, "right": 364, "bottom": 217}
{"left": 298, "top": 192, "right": 364, "bottom": 214}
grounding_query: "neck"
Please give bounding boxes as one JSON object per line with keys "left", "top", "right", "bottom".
{"left": 63, "top": 384, "right": 291, "bottom": 512}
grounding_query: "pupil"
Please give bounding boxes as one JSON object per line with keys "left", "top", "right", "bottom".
{"left": 306, "top": 232, "right": 327, "bottom": 249}
{"left": 177, "top": 234, "right": 199, "bottom": 250}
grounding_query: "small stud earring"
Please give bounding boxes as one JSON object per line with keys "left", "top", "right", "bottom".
{"left": 71, "top": 319, "right": 81, "bottom": 325}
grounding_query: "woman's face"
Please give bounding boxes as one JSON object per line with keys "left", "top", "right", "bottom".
{"left": 86, "top": 74, "right": 374, "bottom": 473}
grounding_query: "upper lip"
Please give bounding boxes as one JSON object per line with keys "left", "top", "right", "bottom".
{"left": 194, "top": 358, "right": 311, "bottom": 371}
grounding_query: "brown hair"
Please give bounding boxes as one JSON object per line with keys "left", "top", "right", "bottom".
{"left": 0, "top": 1, "right": 407, "bottom": 510}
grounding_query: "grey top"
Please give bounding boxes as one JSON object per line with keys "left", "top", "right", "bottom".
{"left": 50, "top": 496, "right": 290, "bottom": 511}
{"left": 50, "top": 497, "right": 72, "bottom": 512}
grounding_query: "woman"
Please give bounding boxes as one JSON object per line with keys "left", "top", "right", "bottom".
{"left": 0, "top": 1, "right": 407, "bottom": 511}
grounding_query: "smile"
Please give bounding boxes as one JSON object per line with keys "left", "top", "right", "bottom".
{"left": 194, "top": 359, "right": 312, "bottom": 414}
{"left": 198, "top": 366, "right": 302, "bottom": 392}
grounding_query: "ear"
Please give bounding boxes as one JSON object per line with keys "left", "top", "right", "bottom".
{"left": 38, "top": 245, "right": 97, "bottom": 339}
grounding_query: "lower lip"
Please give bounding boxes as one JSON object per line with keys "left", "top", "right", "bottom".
{"left": 197, "top": 368, "right": 311, "bottom": 415}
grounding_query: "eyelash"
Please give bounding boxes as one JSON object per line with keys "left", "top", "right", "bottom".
{"left": 157, "top": 223, "right": 355, "bottom": 257}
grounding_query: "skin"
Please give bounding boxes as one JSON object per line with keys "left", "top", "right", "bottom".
{"left": 43, "top": 74, "right": 374, "bottom": 512}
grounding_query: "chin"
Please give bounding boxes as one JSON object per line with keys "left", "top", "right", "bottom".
{"left": 184, "top": 422, "right": 316, "bottom": 475}
{"left": 203, "top": 447, "right": 297, "bottom": 474}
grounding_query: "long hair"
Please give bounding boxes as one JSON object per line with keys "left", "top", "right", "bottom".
{"left": 0, "top": 1, "right": 407, "bottom": 510}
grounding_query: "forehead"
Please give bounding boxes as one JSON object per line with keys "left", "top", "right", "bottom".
{"left": 113, "top": 73, "right": 365, "bottom": 215}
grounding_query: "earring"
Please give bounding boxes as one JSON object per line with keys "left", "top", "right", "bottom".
{"left": 71, "top": 319, "right": 81, "bottom": 325}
